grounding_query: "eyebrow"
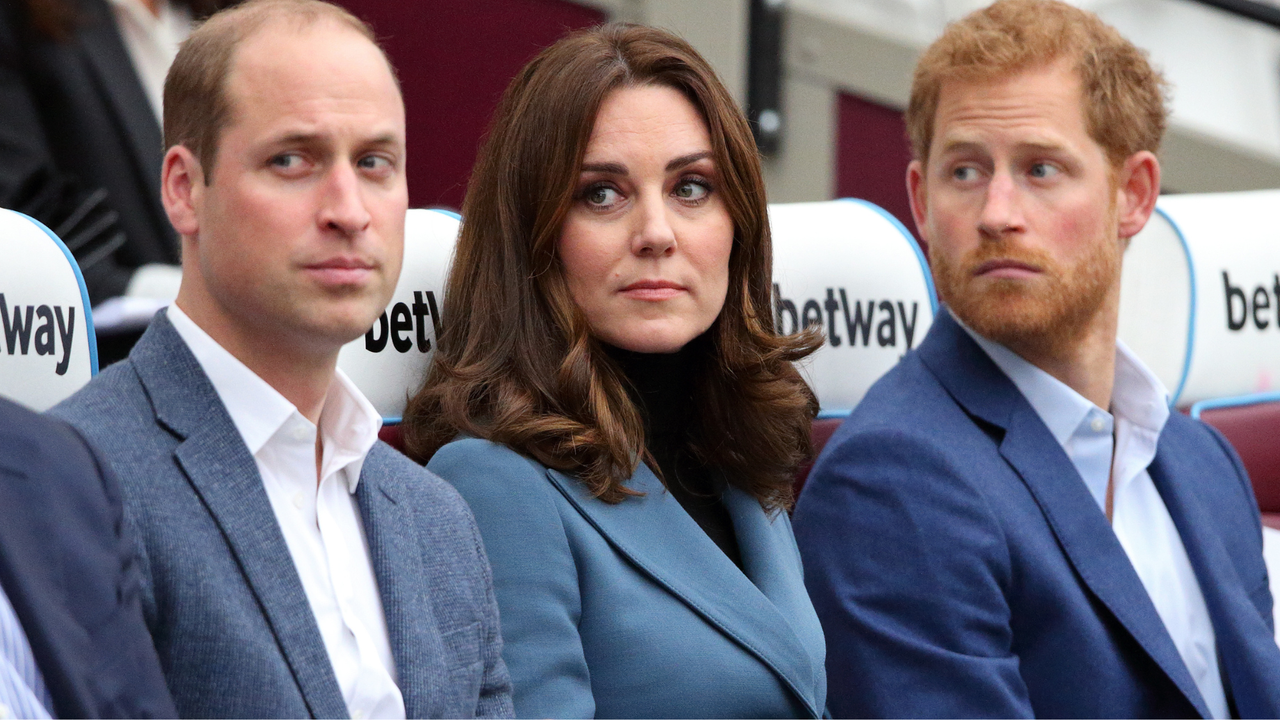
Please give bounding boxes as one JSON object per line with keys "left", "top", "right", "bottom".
{"left": 937, "top": 139, "right": 1066, "bottom": 155}
{"left": 579, "top": 151, "right": 714, "bottom": 176}
{"left": 266, "top": 131, "right": 402, "bottom": 149}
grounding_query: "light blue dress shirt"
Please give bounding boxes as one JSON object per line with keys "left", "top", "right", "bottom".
{"left": 960, "top": 322, "right": 1230, "bottom": 719}
{"left": 0, "top": 583, "right": 53, "bottom": 720}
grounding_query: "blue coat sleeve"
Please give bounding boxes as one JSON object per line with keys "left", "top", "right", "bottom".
{"left": 793, "top": 427, "right": 1033, "bottom": 719}
{"left": 429, "top": 439, "right": 595, "bottom": 719}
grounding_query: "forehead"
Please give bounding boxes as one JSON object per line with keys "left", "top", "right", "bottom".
{"left": 930, "top": 61, "right": 1094, "bottom": 155}
{"left": 223, "top": 19, "right": 404, "bottom": 138}
{"left": 585, "top": 85, "right": 711, "bottom": 158}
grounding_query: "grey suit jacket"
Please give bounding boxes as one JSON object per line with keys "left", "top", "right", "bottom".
{"left": 51, "top": 313, "right": 514, "bottom": 719}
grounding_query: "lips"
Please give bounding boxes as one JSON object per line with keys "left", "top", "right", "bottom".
{"left": 303, "top": 257, "right": 377, "bottom": 285}
{"left": 620, "top": 279, "right": 686, "bottom": 301}
{"left": 973, "top": 259, "right": 1042, "bottom": 280}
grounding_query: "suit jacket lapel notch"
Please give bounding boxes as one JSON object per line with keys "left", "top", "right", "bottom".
{"left": 544, "top": 465, "right": 821, "bottom": 717}
{"left": 923, "top": 308, "right": 1210, "bottom": 716}
{"left": 133, "top": 316, "right": 348, "bottom": 718}
{"left": 355, "top": 457, "right": 442, "bottom": 719}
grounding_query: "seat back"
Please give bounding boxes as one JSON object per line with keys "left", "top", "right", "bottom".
{"left": 1190, "top": 393, "right": 1280, "bottom": 529}
{"left": 337, "top": 209, "right": 457, "bottom": 423}
{"left": 0, "top": 209, "right": 97, "bottom": 410}
{"left": 770, "top": 199, "right": 937, "bottom": 418}
{"left": 1119, "top": 189, "right": 1280, "bottom": 406}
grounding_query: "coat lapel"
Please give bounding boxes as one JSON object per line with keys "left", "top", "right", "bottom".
{"left": 131, "top": 316, "right": 348, "bottom": 719}
{"left": 1149, "top": 450, "right": 1280, "bottom": 717}
{"left": 920, "top": 308, "right": 1210, "bottom": 717}
{"left": 545, "top": 464, "right": 822, "bottom": 718}
{"left": 74, "top": 0, "right": 164, "bottom": 201}
{"left": 354, "top": 454, "right": 441, "bottom": 719}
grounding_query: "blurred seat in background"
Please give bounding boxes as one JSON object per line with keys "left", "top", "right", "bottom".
{"left": 0, "top": 208, "right": 97, "bottom": 410}
{"left": 0, "top": 0, "right": 222, "bottom": 366}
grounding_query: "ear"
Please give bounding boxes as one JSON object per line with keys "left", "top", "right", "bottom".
{"left": 161, "top": 145, "right": 205, "bottom": 239}
{"left": 1115, "top": 150, "right": 1160, "bottom": 240}
{"left": 906, "top": 159, "right": 932, "bottom": 249}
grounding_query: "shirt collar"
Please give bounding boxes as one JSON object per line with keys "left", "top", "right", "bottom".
{"left": 166, "top": 305, "right": 382, "bottom": 493}
{"left": 956, "top": 319, "right": 1170, "bottom": 442}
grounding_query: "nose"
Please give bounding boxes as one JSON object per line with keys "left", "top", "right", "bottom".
{"left": 630, "top": 190, "right": 676, "bottom": 257}
{"left": 978, "top": 169, "right": 1025, "bottom": 240}
{"left": 318, "top": 163, "right": 372, "bottom": 237}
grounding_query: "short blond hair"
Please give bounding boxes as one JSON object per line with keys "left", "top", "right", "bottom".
{"left": 906, "top": 0, "right": 1169, "bottom": 168}
{"left": 163, "top": 0, "right": 387, "bottom": 181}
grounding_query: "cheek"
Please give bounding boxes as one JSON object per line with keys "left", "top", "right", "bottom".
{"left": 558, "top": 217, "right": 619, "bottom": 301}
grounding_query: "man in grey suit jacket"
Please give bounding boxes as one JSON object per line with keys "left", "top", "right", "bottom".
{"left": 51, "top": 1, "right": 513, "bottom": 717}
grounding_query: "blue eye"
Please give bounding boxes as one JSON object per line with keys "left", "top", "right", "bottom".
{"left": 584, "top": 185, "right": 620, "bottom": 208}
{"left": 673, "top": 180, "right": 710, "bottom": 201}
{"left": 952, "top": 166, "right": 979, "bottom": 181}
{"left": 1029, "top": 163, "right": 1059, "bottom": 179}
{"left": 270, "top": 153, "right": 302, "bottom": 169}
{"left": 358, "top": 155, "right": 392, "bottom": 171}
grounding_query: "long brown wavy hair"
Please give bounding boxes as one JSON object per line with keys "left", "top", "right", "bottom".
{"left": 401, "top": 23, "right": 822, "bottom": 512}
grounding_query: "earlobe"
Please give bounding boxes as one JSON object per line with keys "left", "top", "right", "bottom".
{"left": 1116, "top": 151, "right": 1160, "bottom": 240}
{"left": 161, "top": 146, "right": 204, "bottom": 238}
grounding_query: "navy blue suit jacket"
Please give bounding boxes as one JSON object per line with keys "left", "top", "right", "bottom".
{"left": 794, "top": 308, "right": 1280, "bottom": 718}
{"left": 0, "top": 396, "right": 174, "bottom": 718}
{"left": 51, "top": 314, "right": 514, "bottom": 718}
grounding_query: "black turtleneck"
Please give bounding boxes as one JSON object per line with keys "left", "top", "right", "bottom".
{"left": 606, "top": 342, "right": 743, "bottom": 570}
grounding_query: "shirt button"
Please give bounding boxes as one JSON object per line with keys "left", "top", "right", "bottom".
{"left": 0, "top": 702, "right": 13, "bottom": 719}
{"left": 292, "top": 492, "right": 305, "bottom": 509}
{"left": 1090, "top": 417, "right": 1105, "bottom": 433}
{"left": 353, "top": 710, "right": 365, "bottom": 720}
{"left": 290, "top": 425, "right": 310, "bottom": 442}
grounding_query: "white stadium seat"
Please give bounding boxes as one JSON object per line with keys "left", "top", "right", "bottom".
{"left": 1120, "top": 189, "right": 1280, "bottom": 406}
{"left": 337, "top": 208, "right": 458, "bottom": 421}
{"left": 770, "top": 199, "right": 938, "bottom": 417}
{"left": 0, "top": 208, "right": 97, "bottom": 410}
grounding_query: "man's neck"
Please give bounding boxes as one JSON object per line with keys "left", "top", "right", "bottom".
{"left": 173, "top": 299, "right": 337, "bottom": 424}
{"left": 1002, "top": 308, "right": 1118, "bottom": 411}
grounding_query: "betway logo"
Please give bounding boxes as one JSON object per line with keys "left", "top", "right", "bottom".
{"left": 774, "top": 283, "right": 921, "bottom": 349}
{"left": 0, "top": 293, "right": 77, "bottom": 375}
{"left": 365, "top": 291, "right": 442, "bottom": 353}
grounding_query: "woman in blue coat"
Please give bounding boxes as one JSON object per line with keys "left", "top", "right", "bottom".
{"left": 402, "top": 23, "right": 827, "bottom": 719}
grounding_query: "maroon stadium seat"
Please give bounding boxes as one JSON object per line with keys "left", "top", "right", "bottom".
{"left": 379, "top": 424, "right": 404, "bottom": 453}
{"left": 794, "top": 417, "right": 847, "bottom": 498}
{"left": 1194, "top": 397, "right": 1280, "bottom": 531}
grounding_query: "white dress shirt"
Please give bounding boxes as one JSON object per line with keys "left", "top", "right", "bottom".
{"left": 167, "top": 305, "right": 406, "bottom": 720}
{"left": 107, "top": 0, "right": 192, "bottom": 122}
{"left": 964, "top": 325, "right": 1230, "bottom": 719}
{"left": 0, "top": 584, "right": 52, "bottom": 720}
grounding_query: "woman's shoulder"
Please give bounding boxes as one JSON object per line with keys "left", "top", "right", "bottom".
{"left": 428, "top": 436, "right": 563, "bottom": 508}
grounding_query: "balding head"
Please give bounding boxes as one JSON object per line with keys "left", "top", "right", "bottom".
{"left": 163, "top": 0, "right": 396, "bottom": 182}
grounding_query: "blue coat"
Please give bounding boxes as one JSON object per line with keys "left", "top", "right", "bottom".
{"left": 0, "top": 397, "right": 175, "bottom": 718}
{"left": 794, "top": 307, "right": 1280, "bottom": 718}
{"left": 50, "top": 314, "right": 514, "bottom": 719}
{"left": 428, "top": 438, "right": 827, "bottom": 719}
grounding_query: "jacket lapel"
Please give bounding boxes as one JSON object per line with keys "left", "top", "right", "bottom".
{"left": 354, "top": 453, "right": 440, "bottom": 719}
{"left": 919, "top": 308, "right": 1210, "bottom": 717}
{"left": 74, "top": 0, "right": 164, "bottom": 201}
{"left": 545, "top": 464, "right": 822, "bottom": 718}
{"left": 1149, "top": 450, "right": 1280, "bottom": 717}
{"left": 131, "top": 316, "right": 348, "bottom": 719}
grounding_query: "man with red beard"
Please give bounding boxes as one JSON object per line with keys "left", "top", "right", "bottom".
{"left": 793, "top": 0, "right": 1280, "bottom": 717}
